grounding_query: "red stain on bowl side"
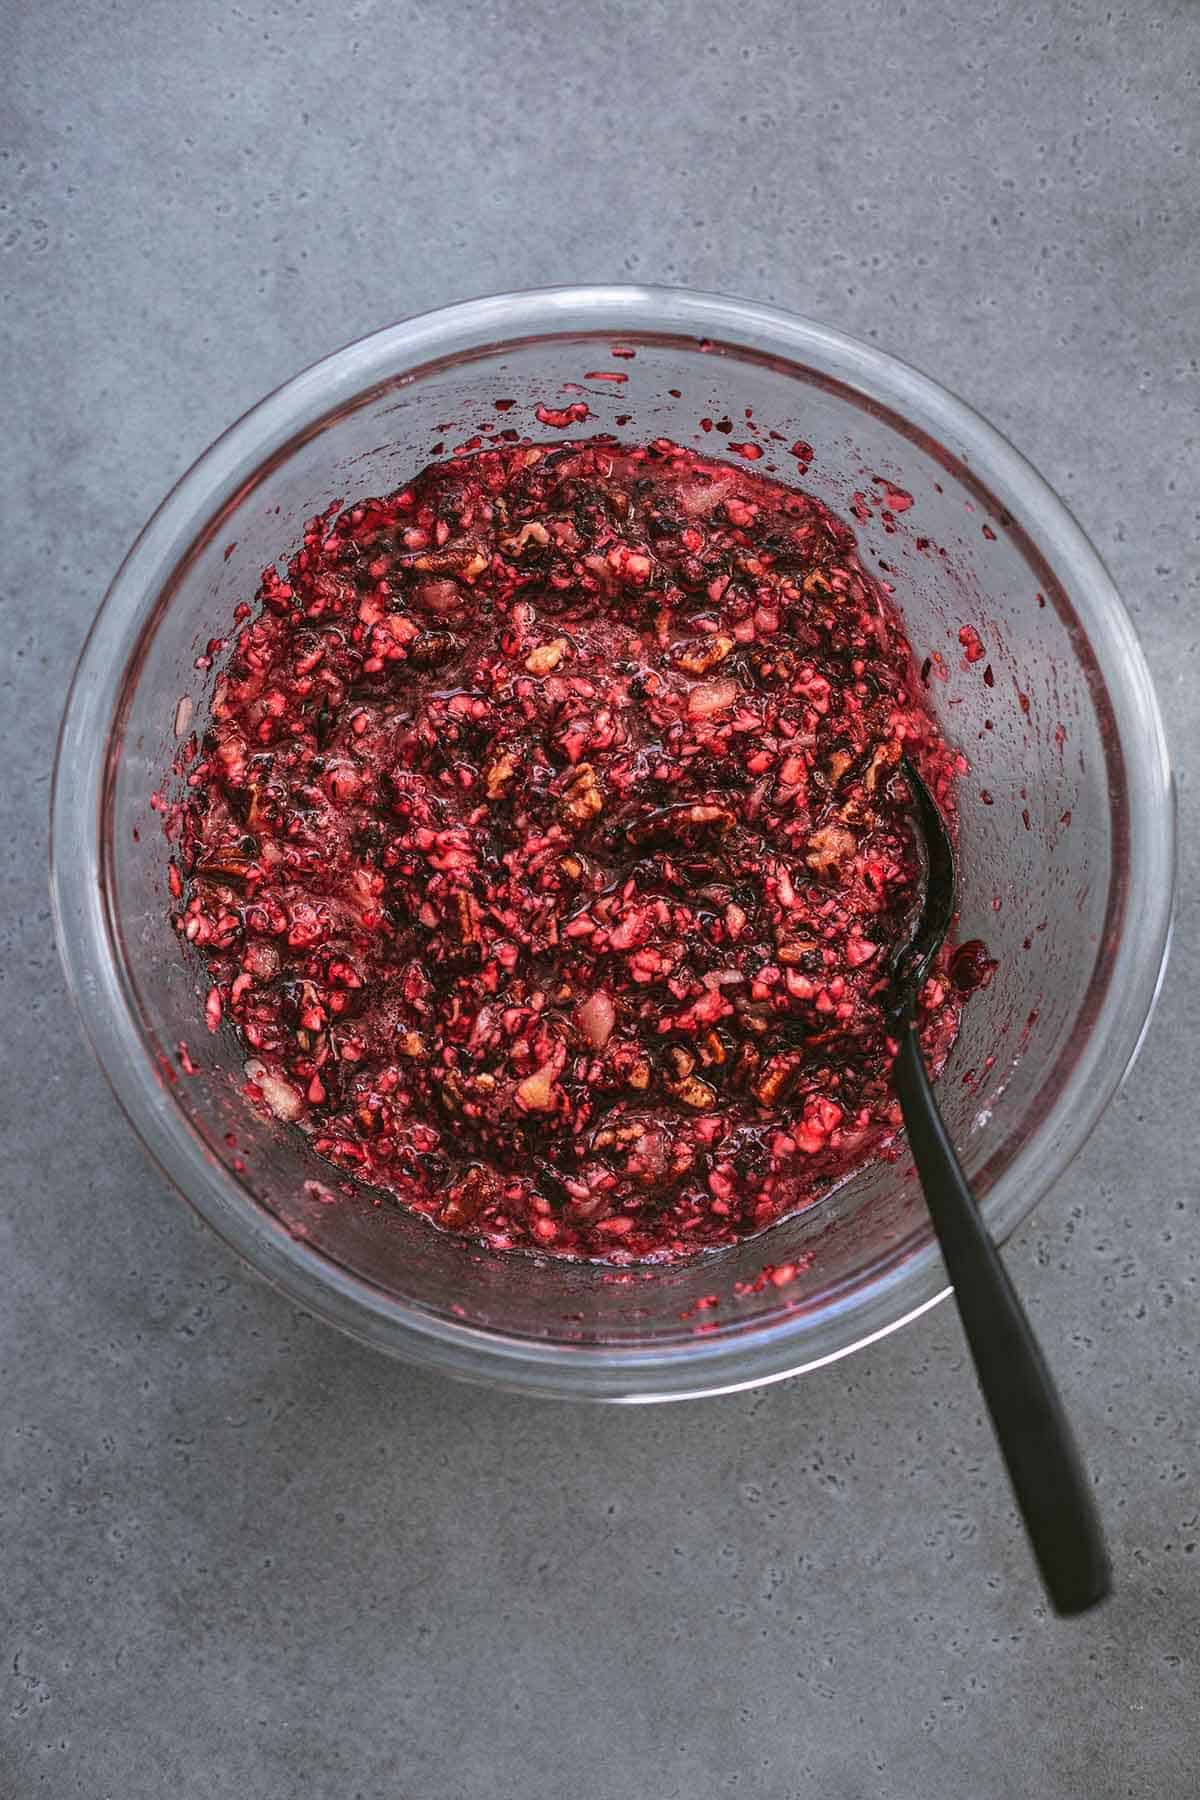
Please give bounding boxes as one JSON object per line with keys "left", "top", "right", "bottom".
{"left": 534, "top": 401, "right": 590, "bottom": 429}
{"left": 872, "top": 479, "right": 914, "bottom": 514}
{"left": 959, "top": 624, "right": 986, "bottom": 664}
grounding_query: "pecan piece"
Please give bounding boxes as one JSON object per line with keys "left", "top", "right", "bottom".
{"left": 561, "top": 763, "right": 603, "bottom": 824}
{"left": 806, "top": 823, "right": 856, "bottom": 876}
{"left": 485, "top": 752, "right": 518, "bottom": 800}
{"left": 525, "top": 638, "right": 568, "bottom": 674}
{"left": 675, "top": 634, "right": 734, "bottom": 675}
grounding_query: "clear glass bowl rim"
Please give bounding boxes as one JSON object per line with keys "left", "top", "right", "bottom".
{"left": 50, "top": 284, "right": 1175, "bottom": 1401}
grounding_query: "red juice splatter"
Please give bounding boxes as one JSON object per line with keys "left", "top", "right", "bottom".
{"left": 959, "top": 624, "right": 986, "bottom": 663}
{"left": 949, "top": 941, "right": 998, "bottom": 993}
{"left": 535, "top": 401, "right": 590, "bottom": 429}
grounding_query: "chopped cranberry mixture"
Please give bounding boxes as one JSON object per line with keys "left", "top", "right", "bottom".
{"left": 172, "top": 439, "right": 965, "bottom": 1260}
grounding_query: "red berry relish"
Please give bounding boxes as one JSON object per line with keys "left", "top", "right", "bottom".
{"left": 172, "top": 439, "right": 968, "bottom": 1260}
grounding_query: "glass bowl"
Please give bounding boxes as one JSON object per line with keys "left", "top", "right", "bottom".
{"left": 51, "top": 286, "right": 1174, "bottom": 1401}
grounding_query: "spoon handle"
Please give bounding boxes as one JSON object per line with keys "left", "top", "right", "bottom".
{"left": 895, "top": 1021, "right": 1111, "bottom": 1616}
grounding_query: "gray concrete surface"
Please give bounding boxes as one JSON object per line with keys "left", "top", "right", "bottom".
{"left": 3, "top": 2, "right": 1198, "bottom": 1794}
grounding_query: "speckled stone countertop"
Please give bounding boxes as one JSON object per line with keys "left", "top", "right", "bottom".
{"left": 3, "top": 4, "right": 1197, "bottom": 1794}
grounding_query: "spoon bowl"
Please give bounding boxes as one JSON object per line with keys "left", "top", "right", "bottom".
{"left": 889, "top": 757, "right": 958, "bottom": 1020}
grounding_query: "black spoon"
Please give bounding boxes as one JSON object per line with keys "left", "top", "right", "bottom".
{"left": 890, "top": 757, "right": 1110, "bottom": 1617}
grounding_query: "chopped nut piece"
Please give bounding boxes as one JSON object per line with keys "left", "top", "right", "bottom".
{"left": 593, "top": 1121, "right": 645, "bottom": 1150}
{"left": 674, "top": 1074, "right": 717, "bottom": 1110}
{"left": 516, "top": 1061, "right": 559, "bottom": 1112}
{"left": 626, "top": 802, "right": 735, "bottom": 846}
{"left": 485, "top": 752, "right": 518, "bottom": 799}
{"left": 864, "top": 738, "right": 901, "bottom": 791}
{"left": 525, "top": 638, "right": 568, "bottom": 674}
{"left": 438, "top": 1071, "right": 465, "bottom": 1113}
{"left": 196, "top": 853, "right": 257, "bottom": 883}
{"left": 561, "top": 762, "right": 603, "bottom": 823}
{"left": 753, "top": 1053, "right": 800, "bottom": 1108}
{"left": 500, "top": 521, "right": 550, "bottom": 554}
{"left": 454, "top": 891, "right": 478, "bottom": 943}
{"left": 440, "top": 1166, "right": 492, "bottom": 1228}
{"left": 675, "top": 634, "right": 734, "bottom": 675}
{"left": 806, "top": 823, "right": 857, "bottom": 876}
